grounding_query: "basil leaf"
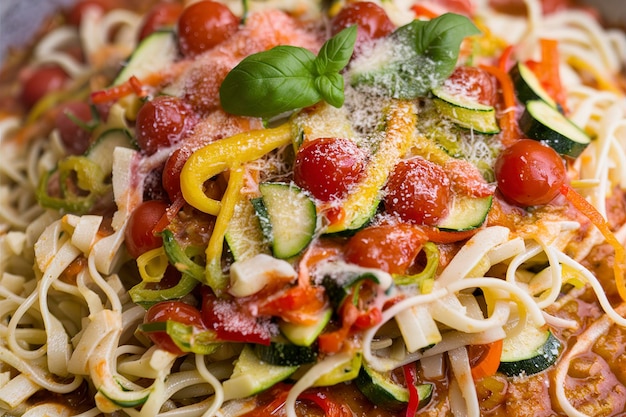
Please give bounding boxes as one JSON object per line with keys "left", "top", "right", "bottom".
{"left": 349, "top": 13, "right": 480, "bottom": 99}
{"left": 315, "top": 73, "right": 345, "bottom": 108}
{"left": 219, "top": 46, "right": 321, "bottom": 119}
{"left": 314, "top": 25, "right": 357, "bottom": 75}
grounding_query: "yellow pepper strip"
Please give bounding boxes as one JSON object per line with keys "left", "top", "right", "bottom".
{"left": 136, "top": 246, "right": 169, "bottom": 283}
{"left": 567, "top": 55, "right": 623, "bottom": 96}
{"left": 325, "top": 100, "right": 417, "bottom": 233}
{"left": 180, "top": 123, "right": 293, "bottom": 216}
{"left": 205, "top": 165, "right": 246, "bottom": 292}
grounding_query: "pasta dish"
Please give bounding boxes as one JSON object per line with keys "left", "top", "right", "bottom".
{"left": 1, "top": 0, "right": 626, "bottom": 415}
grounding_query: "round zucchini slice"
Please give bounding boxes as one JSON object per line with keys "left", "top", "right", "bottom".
{"left": 519, "top": 100, "right": 591, "bottom": 158}
{"left": 509, "top": 62, "right": 558, "bottom": 108}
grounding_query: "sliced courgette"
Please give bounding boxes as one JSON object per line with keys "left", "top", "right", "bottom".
{"left": 509, "top": 62, "right": 558, "bottom": 108}
{"left": 85, "top": 129, "right": 134, "bottom": 175}
{"left": 139, "top": 321, "right": 220, "bottom": 355}
{"left": 222, "top": 345, "right": 298, "bottom": 400}
{"left": 253, "top": 337, "right": 318, "bottom": 367}
{"left": 98, "top": 375, "right": 152, "bottom": 408}
{"left": 113, "top": 30, "right": 178, "bottom": 86}
{"left": 320, "top": 262, "right": 392, "bottom": 310}
{"left": 253, "top": 182, "right": 317, "bottom": 259}
{"left": 498, "top": 326, "right": 562, "bottom": 377}
{"left": 519, "top": 100, "right": 591, "bottom": 158}
{"left": 280, "top": 307, "right": 332, "bottom": 346}
{"left": 225, "top": 198, "right": 271, "bottom": 262}
{"left": 431, "top": 87, "right": 500, "bottom": 134}
{"left": 313, "top": 351, "right": 362, "bottom": 386}
{"left": 355, "top": 364, "right": 433, "bottom": 411}
{"left": 437, "top": 195, "right": 492, "bottom": 231}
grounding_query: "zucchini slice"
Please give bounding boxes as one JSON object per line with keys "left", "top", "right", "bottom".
{"left": 437, "top": 195, "right": 492, "bottom": 231}
{"left": 113, "top": 30, "right": 178, "bottom": 86}
{"left": 431, "top": 87, "right": 500, "bottom": 134}
{"left": 509, "top": 62, "right": 558, "bottom": 108}
{"left": 254, "top": 183, "right": 317, "bottom": 259}
{"left": 355, "top": 364, "right": 433, "bottom": 411}
{"left": 85, "top": 129, "right": 134, "bottom": 175}
{"left": 225, "top": 198, "right": 271, "bottom": 262}
{"left": 519, "top": 100, "right": 591, "bottom": 158}
{"left": 313, "top": 351, "right": 362, "bottom": 386}
{"left": 280, "top": 307, "right": 332, "bottom": 346}
{"left": 254, "top": 337, "right": 318, "bottom": 367}
{"left": 222, "top": 345, "right": 298, "bottom": 401}
{"left": 498, "top": 326, "right": 562, "bottom": 377}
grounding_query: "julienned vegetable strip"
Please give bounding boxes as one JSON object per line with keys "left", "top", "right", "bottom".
{"left": 560, "top": 184, "right": 626, "bottom": 302}
{"left": 402, "top": 363, "right": 420, "bottom": 417}
{"left": 180, "top": 123, "right": 293, "bottom": 216}
{"left": 479, "top": 64, "right": 520, "bottom": 146}
{"left": 205, "top": 166, "right": 246, "bottom": 292}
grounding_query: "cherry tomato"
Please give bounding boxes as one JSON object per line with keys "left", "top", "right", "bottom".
{"left": 438, "top": 0, "right": 476, "bottom": 15}
{"left": 494, "top": 139, "right": 567, "bottom": 207}
{"left": 144, "top": 301, "right": 205, "bottom": 355}
{"left": 331, "top": 1, "right": 395, "bottom": 43}
{"left": 162, "top": 147, "right": 192, "bottom": 202}
{"left": 135, "top": 96, "right": 196, "bottom": 155}
{"left": 177, "top": 0, "right": 239, "bottom": 58}
{"left": 124, "top": 200, "right": 168, "bottom": 258}
{"left": 344, "top": 224, "right": 427, "bottom": 274}
{"left": 384, "top": 157, "right": 451, "bottom": 226}
{"left": 294, "top": 137, "right": 367, "bottom": 202}
{"left": 20, "top": 66, "right": 69, "bottom": 109}
{"left": 442, "top": 66, "right": 498, "bottom": 106}
{"left": 138, "top": 2, "right": 184, "bottom": 41}
{"left": 55, "top": 101, "right": 93, "bottom": 155}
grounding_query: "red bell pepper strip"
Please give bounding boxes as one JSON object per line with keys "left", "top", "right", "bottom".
{"left": 403, "top": 363, "right": 420, "bottom": 417}
{"left": 299, "top": 390, "right": 353, "bottom": 417}
{"left": 526, "top": 39, "right": 568, "bottom": 113}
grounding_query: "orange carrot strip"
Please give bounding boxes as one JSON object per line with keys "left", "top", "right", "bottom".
{"left": 479, "top": 64, "right": 521, "bottom": 146}
{"left": 539, "top": 39, "right": 568, "bottom": 113}
{"left": 561, "top": 184, "right": 626, "bottom": 302}
{"left": 411, "top": 4, "right": 439, "bottom": 18}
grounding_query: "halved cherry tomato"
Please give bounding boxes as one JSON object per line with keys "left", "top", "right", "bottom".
{"left": 144, "top": 301, "right": 205, "bottom": 355}
{"left": 138, "top": 2, "right": 184, "bottom": 41}
{"left": 344, "top": 223, "right": 428, "bottom": 274}
{"left": 331, "top": 1, "right": 395, "bottom": 43}
{"left": 177, "top": 0, "right": 239, "bottom": 57}
{"left": 20, "top": 66, "right": 68, "bottom": 109}
{"left": 494, "top": 139, "right": 566, "bottom": 207}
{"left": 135, "top": 96, "right": 197, "bottom": 155}
{"left": 124, "top": 200, "right": 168, "bottom": 258}
{"left": 442, "top": 66, "right": 498, "bottom": 106}
{"left": 294, "top": 137, "right": 367, "bottom": 202}
{"left": 55, "top": 100, "right": 93, "bottom": 155}
{"left": 384, "top": 157, "right": 451, "bottom": 226}
{"left": 201, "top": 288, "right": 272, "bottom": 345}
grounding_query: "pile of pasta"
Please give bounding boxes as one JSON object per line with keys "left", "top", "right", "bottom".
{"left": 0, "top": 0, "right": 626, "bottom": 416}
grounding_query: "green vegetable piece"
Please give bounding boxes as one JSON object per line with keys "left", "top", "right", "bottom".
{"left": 219, "top": 26, "right": 357, "bottom": 119}
{"left": 350, "top": 13, "right": 480, "bottom": 99}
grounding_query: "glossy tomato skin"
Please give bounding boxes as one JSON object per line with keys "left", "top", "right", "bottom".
{"left": 294, "top": 137, "right": 367, "bottom": 202}
{"left": 124, "top": 200, "right": 168, "bottom": 258}
{"left": 135, "top": 96, "right": 196, "bottom": 155}
{"left": 20, "top": 66, "right": 69, "bottom": 109}
{"left": 55, "top": 101, "right": 93, "bottom": 155}
{"left": 344, "top": 224, "right": 427, "bottom": 274}
{"left": 138, "top": 2, "right": 184, "bottom": 41}
{"left": 177, "top": 0, "right": 239, "bottom": 58}
{"left": 144, "top": 301, "right": 205, "bottom": 355}
{"left": 494, "top": 139, "right": 567, "bottom": 207}
{"left": 384, "top": 157, "right": 451, "bottom": 226}
{"left": 162, "top": 147, "right": 192, "bottom": 202}
{"left": 331, "top": 2, "right": 395, "bottom": 41}
{"left": 442, "top": 66, "right": 498, "bottom": 106}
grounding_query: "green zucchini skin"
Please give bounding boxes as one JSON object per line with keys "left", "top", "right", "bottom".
{"left": 437, "top": 195, "right": 492, "bottom": 231}
{"left": 254, "top": 339, "right": 318, "bottom": 367}
{"left": 509, "top": 62, "right": 558, "bottom": 109}
{"left": 431, "top": 87, "right": 500, "bottom": 134}
{"left": 498, "top": 328, "right": 562, "bottom": 377}
{"left": 519, "top": 100, "right": 591, "bottom": 158}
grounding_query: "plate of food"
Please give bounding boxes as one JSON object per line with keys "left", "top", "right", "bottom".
{"left": 1, "top": 0, "right": 625, "bottom": 416}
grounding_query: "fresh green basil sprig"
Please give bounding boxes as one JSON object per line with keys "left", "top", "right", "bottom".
{"left": 349, "top": 13, "right": 480, "bottom": 99}
{"left": 219, "top": 25, "right": 357, "bottom": 119}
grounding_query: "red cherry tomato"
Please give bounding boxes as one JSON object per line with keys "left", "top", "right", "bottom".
{"left": 20, "top": 66, "right": 69, "bottom": 109}
{"left": 331, "top": 1, "right": 395, "bottom": 42}
{"left": 177, "top": 0, "right": 239, "bottom": 58}
{"left": 124, "top": 200, "right": 168, "bottom": 258}
{"left": 135, "top": 96, "right": 196, "bottom": 155}
{"left": 162, "top": 147, "right": 192, "bottom": 202}
{"left": 442, "top": 66, "right": 498, "bottom": 106}
{"left": 144, "top": 301, "right": 205, "bottom": 355}
{"left": 384, "top": 157, "right": 451, "bottom": 226}
{"left": 55, "top": 101, "right": 93, "bottom": 155}
{"left": 494, "top": 139, "right": 567, "bottom": 207}
{"left": 138, "top": 2, "right": 184, "bottom": 41}
{"left": 344, "top": 224, "right": 427, "bottom": 274}
{"left": 294, "top": 137, "right": 367, "bottom": 202}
